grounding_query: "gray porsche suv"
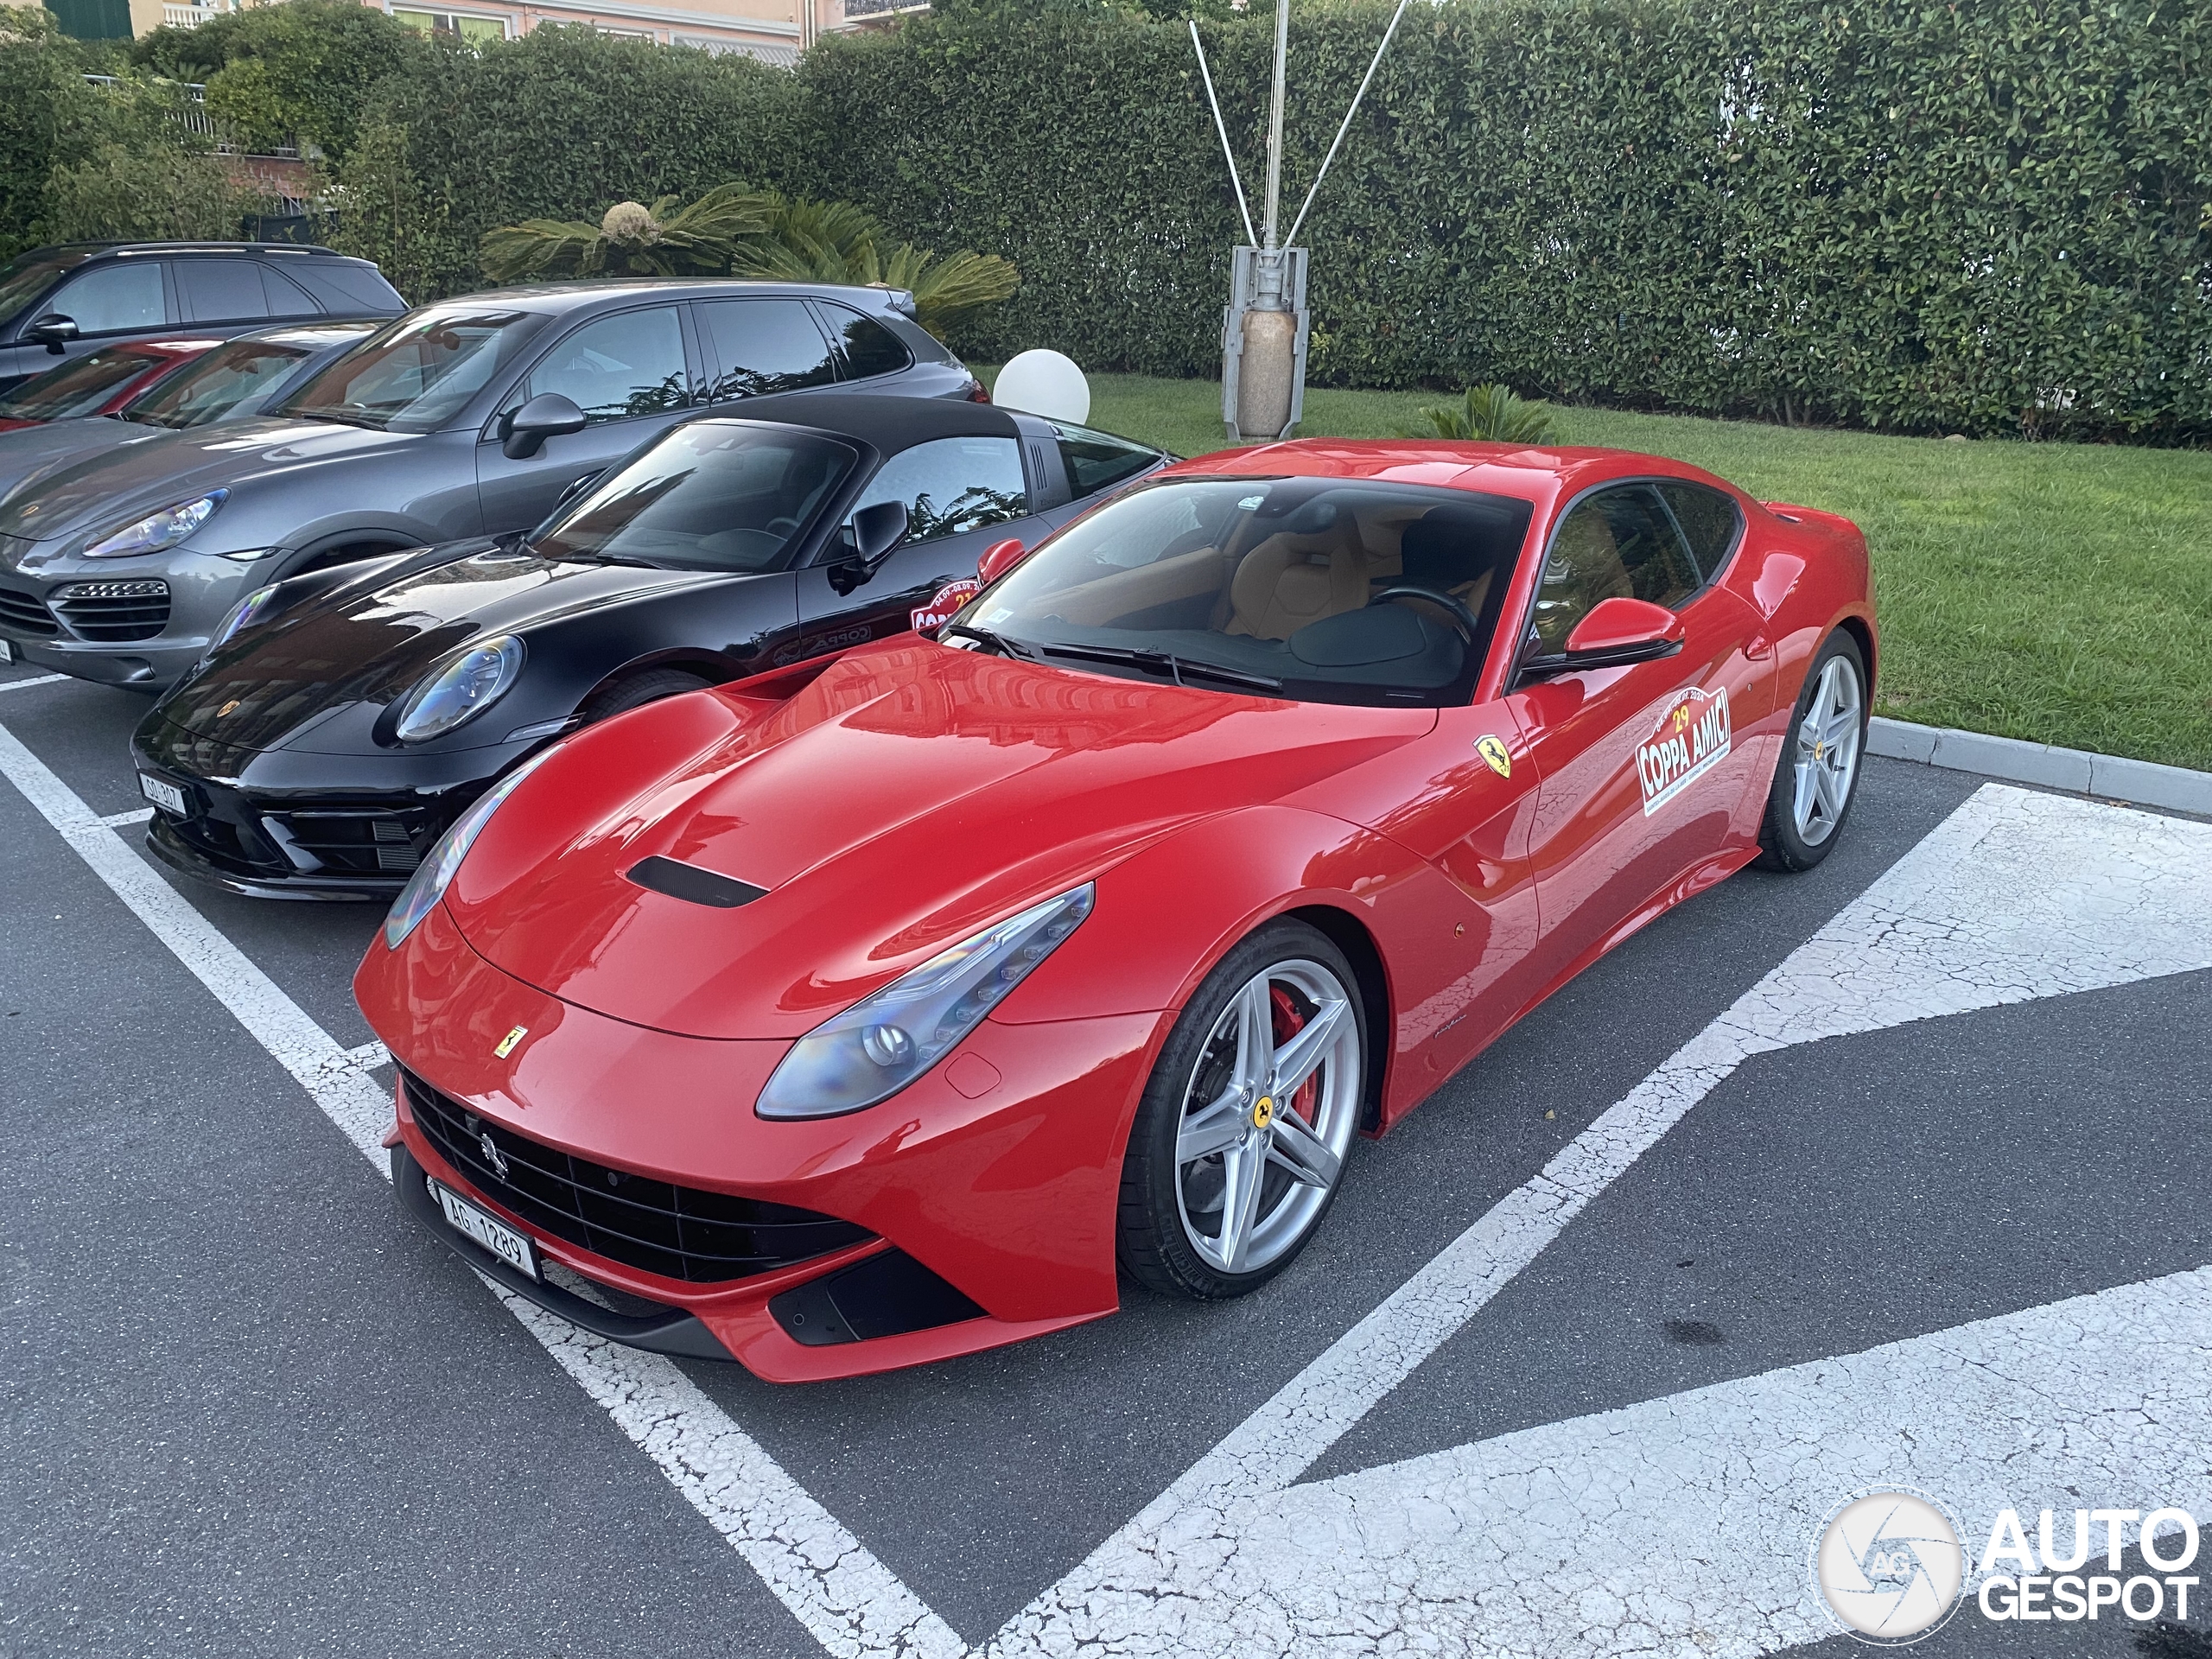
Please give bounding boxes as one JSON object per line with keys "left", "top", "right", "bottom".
{"left": 0, "top": 279, "right": 982, "bottom": 688}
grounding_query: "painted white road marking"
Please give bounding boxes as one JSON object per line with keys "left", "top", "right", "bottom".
{"left": 999, "top": 1266, "right": 2212, "bottom": 1657}
{"left": 0, "top": 718, "right": 966, "bottom": 1659}
{"left": 992, "top": 785, "right": 2212, "bottom": 1654}
{"left": 0, "top": 673, "right": 66, "bottom": 693}
{"left": 97, "top": 805, "right": 154, "bottom": 828}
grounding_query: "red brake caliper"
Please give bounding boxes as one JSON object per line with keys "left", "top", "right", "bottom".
{"left": 1269, "top": 984, "right": 1320, "bottom": 1121}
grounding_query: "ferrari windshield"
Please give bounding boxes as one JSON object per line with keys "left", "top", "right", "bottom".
{"left": 0, "top": 344, "right": 164, "bottom": 423}
{"left": 957, "top": 476, "right": 1535, "bottom": 705}
{"left": 121, "top": 328, "right": 346, "bottom": 429}
{"left": 279, "top": 309, "right": 544, "bottom": 432}
{"left": 532, "top": 420, "right": 857, "bottom": 574}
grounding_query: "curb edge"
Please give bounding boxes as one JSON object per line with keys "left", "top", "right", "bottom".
{"left": 1867, "top": 717, "right": 2212, "bottom": 816}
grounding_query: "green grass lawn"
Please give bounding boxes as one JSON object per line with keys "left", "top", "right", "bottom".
{"left": 1010, "top": 370, "right": 2212, "bottom": 773}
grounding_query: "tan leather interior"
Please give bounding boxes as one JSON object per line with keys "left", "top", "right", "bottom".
{"left": 1014, "top": 502, "right": 1495, "bottom": 641}
{"left": 1041, "top": 543, "right": 1232, "bottom": 627}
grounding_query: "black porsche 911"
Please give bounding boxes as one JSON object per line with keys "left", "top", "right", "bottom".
{"left": 130, "top": 394, "right": 1166, "bottom": 898}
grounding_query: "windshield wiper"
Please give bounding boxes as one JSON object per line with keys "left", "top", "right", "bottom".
{"left": 565, "top": 550, "right": 662, "bottom": 569}
{"left": 1033, "top": 640, "right": 1282, "bottom": 692}
{"left": 941, "top": 622, "right": 1036, "bottom": 661}
{"left": 293, "top": 409, "right": 387, "bottom": 430}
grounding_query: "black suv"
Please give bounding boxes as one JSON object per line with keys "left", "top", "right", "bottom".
{"left": 0, "top": 242, "right": 406, "bottom": 395}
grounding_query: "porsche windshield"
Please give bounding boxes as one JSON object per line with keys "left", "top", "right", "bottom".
{"left": 121, "top": 333, "right": 319, "bottom": 429}
{"left": 957, "top": 477, "right": 1535, "bottom": 705}
{"left": 279, "top": 309, "right": 543, "bottom": 432}
{"left": 532, "top": 420, "right": 857, "bottom": 574}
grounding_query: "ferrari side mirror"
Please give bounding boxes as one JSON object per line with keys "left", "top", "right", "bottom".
{"left": 28, "top": 313, "right": 78, "bottom": 353}
{"left": 1522, "top": 597, "right": 1686, "bottom": 679}
{"left": 502, "top": 391, "right": 587, "bottom": 460}
{"left": 976, "top": 536, "right": 1027, "bottom": 586}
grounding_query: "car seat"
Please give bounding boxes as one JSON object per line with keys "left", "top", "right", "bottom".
{"left": 1217, "top": 499, "right": 1370, "bottom": 640}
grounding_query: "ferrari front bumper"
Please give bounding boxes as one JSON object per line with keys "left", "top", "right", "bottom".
{"left": 360, "top": 900, "right": 1166, "bottom": 1382}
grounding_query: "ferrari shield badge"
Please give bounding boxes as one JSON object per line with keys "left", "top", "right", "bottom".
{"left": 1637, "top": 686, "right": 1732, "bottom": 817}
{"left": 1474, "top": 734, "right": 1512, "bottom": 779}
{"left": 493, "top": 1025, "right": 528, "bottom": 1058}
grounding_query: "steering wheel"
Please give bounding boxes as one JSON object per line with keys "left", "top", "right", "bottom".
{"left": 1372, "top": 584, "right": 1480, "bottom": 644}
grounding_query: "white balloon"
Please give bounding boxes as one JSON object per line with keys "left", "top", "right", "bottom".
{"left": 992, "top": 350, "right": 1090, "bottom": 424}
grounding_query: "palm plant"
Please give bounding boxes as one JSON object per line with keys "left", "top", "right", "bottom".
{"left": 724, "top": 190, "right": 1020, "bottom": 336}
{"left": 1396, "top": 384, "right": 1560, "bottom": 444}
{"left": 479, "top": 182, "right": 772, "bottom": 282}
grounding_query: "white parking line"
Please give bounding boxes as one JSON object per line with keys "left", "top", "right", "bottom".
{"left": 0, "top": 719, "right": 966, "bottom": 1659}
{"left": 0, "top": 673, "right": 66, "bottom": 693}
{"left": 98, "top": 805, "right": 154, "bottom": 828}
{"left": 1026, "top": 1265, "right": 2212, "bottom": 1656}
{"left": 993, "top": 785, "right": 2212, "bottom": 1654}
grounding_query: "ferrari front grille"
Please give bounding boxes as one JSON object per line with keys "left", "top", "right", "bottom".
{"left": 51, "top": 579, "right": 171, "bottom": 642}
{"left": 0, "top": 582, "right": 58, "bottom": 638}
{"left": 402, "top": 1071, "right": 874, "bottom": 1285}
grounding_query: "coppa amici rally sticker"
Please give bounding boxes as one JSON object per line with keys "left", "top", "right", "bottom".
{"left": 1637, "top": 684, "right": 1732, "bottom": 816}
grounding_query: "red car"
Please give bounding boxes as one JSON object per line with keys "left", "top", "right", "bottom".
{"left": 358, "top": 439, "right": 1876, "bottom": 1382}
{"left": 0, "top": 336, "right": 220, "bottom": 429}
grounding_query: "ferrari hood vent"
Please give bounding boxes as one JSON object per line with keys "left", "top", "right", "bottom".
{"left": 626, "top": 855, "right": 767, "bottom": 909}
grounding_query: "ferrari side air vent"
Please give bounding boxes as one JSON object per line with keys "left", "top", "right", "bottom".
{"left": 767, "top": 1249, "right": 987, "bottom": 1347}
{"left": 626, "top": 855, "right": 767, "bottom": 909}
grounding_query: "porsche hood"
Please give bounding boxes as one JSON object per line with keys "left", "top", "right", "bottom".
{"left": 439, "top": 643, "right": 1435, "bottom": 1040}
{"left": 0, "top": 416, "right": 416, "bottom": 556}
{"left": 155, "top": 545, "right": 727, "bottom": 754}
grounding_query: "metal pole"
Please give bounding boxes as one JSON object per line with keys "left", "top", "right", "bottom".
{"left": 1262, "top": 0, "right": 1289, "bottom": 251}
{"left": 1190, "top": 21, "right": 1258, "bottom": 248}
{"left": 1284, "top": 0, "right": 1411, "bottom": 248}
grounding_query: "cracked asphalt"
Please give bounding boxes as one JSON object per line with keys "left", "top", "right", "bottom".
{"left": 3, "top": 664, "right": 2207, "bottom": 1659}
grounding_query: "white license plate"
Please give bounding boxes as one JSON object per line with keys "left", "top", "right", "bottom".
{"left": 138, "top": 772, "right": 187, "bottom": 815}
{"left": 0, "top": 639, "right": 14, "bottom": 665}
{"left": 429, "top": 1179, "right": 538, "bottom": 1279}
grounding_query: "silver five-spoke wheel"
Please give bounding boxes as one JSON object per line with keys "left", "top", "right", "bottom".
{"left": 1172, "top": 958, "right": 1360, "bottom": 1276}
{"left": 1118, "top": 921, "right": 1368, "bottom": 1298}
{"left": 1791, "top": 652, "right": 1863, "bottom": 847}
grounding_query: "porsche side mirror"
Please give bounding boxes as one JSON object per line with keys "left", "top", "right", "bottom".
{"left": 1522, "top": 597, "right": 1686, "bottom": 678}
{"left": 502, "top": 391, "right": 587, "bottom": 460}
{"left": 827, "top": 499, "right": 910, "bottom": 596}
{"left": 976, "top": 536, "right": 1027, "bottom": 586}
{"left": 28, "top": 313, "right": 78, "bottom": 353}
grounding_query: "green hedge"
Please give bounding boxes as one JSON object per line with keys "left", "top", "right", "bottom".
{"left": 326, "top": 25, "right": 809, "bottom": 303}
{"left": 803, "top": 0, "right": 2212, "bottom": 441}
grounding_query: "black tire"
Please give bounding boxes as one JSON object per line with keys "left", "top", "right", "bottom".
{"left": 578, "top": 667, "right": 711, "bottom": 723}
{"left": 1756, "top": 628, "right": 1868, "bottom": 872}
{"left": 1116, "top": 918, "right": 1366, "bottom": 1300}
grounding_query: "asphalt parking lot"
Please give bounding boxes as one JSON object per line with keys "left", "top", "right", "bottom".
{"left": 3, "top": 662, "right": 2209, "bottom": 1659}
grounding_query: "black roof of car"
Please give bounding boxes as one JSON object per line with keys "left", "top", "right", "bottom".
{"left": 700, "top": 393, "right": 1021, "bottom": 450}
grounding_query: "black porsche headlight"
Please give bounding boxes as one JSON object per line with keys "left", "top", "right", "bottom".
{"left": 755, "top": 883, "right": 1095, "bottom": 1120}
{"left": 394, "top": 634, "right": 524, "bottom": 743}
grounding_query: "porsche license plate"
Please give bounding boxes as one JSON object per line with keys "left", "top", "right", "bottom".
{"left": 138, "top": 773, "right": 186, "bottom": 815}
{"left": 429, "top": 1179, "right": 537, "bottom": 1279}
{"left": 0, "top": 639, "right": 14, "bottom": 664}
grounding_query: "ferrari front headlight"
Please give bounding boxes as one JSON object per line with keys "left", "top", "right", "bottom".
{"left": 755, "top": 882, "right": 1095, "bottom": 1120}
{"left": 382, "top": 747, "right": 555, "bottom": 948}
